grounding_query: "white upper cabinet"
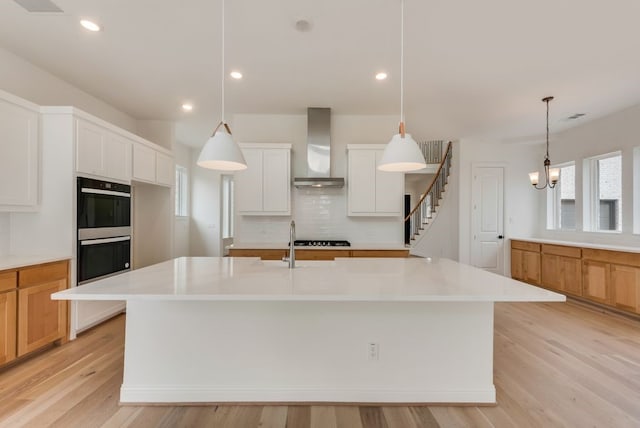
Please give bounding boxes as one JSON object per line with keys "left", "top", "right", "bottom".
{"left": 0, "top": 93, "right": 39, "bottom": 211}
{"left": 132, "top": 143, "right": 156, "bottom": 183}
{"left": 235, "top": 144, "right": 291, "bottom": 216}
{"left": 155, "top": 152, "right": 174, "bottom": 186}
{"left": 76, "top": 119, "right": 132, "bottom": 182}
{"left": 347, "top": 145, "right": 404, "bottom": 216}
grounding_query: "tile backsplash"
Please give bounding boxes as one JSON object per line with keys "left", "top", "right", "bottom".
{"left": 235, "top": 187, "right": 403, "bottom": 244}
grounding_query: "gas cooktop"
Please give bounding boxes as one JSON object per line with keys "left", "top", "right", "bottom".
{"left": 293, "top": 240, "right": 351, "bottom": 247}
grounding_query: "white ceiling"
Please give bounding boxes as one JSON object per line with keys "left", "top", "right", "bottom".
{"left": 1, "top": 0, "right": 639, "bottom": 147}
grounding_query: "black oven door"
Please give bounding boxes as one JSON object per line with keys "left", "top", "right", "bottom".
{"left": 78, "top": 236, "right": 131, "bottom": 284}
{"left": 77, "top": 178, "right": 131, "bottom": 229}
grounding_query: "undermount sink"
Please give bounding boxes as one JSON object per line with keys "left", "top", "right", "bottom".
{"left": 260, "top": 260, "right": 337, "bottom": 269}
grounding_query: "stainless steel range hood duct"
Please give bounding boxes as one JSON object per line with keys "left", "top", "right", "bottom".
{"left": 293, "top": 108, "right": 345, "bottom": 188}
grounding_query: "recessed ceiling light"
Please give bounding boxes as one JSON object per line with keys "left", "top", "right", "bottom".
{"left": 375, "top": 72, "right": 388, "bottom": 81}
{"left": 80, "top": 19, "right": 101, "bottom": 32}
{"left": 230, "top": 71, "right": 243, "bottom": 80}
{"left": 182, "top": 104, "right": 193, "bottom": 112}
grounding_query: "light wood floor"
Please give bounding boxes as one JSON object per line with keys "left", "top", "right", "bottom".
{"left": 1, "top": 300, "right": 640, "bottom": 427}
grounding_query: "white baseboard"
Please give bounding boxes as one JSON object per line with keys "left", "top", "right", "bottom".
{"left": 119, "top": 385, "right": 496, "bottom": 404}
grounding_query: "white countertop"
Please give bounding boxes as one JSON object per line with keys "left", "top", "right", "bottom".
{"left": 0, "top": 254, "right": 71, "bottom": 271}
{"left": 511, "top": 237, "right": 640, "bottom": 254}
{"left": 53, "top": 257, "right": 565, "bottom": 303}
{"left": 228, "top": 243, "right": 408, "bottom": 251}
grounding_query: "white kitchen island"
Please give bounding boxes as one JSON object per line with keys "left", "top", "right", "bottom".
{"left": 52, "top": 257, "right": 565, "bottom": 405}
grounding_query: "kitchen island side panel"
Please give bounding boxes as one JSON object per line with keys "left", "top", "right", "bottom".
{"left": 121, "top": 300, "right": 495, "bottom": 403}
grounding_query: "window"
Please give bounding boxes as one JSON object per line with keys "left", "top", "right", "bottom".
{"left": 547, "top": 163, "right": 575, "bottom": 230}
{"left": 175, "top": 165, "right": 188, "bottom": 217}
{"left": 221, "top": 175, "right": 234, "bottom": 239}
{"left": 586, "top": 152, "right": 621, "bottom": 232}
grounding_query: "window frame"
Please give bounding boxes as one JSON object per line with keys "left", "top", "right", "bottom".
{"left": 584, "top": 151, "right": 622, "bottom": 233}
{"left": 546, "top": 161, "right": 576, "bottom": 231}
{"left": 175, "top": 165, "right": 188, "bottom": 218}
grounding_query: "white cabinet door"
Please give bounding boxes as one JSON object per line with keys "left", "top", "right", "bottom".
{"left": 0, "top": 97, "right": 39, "bottom": 210}
{"left": 374, "top": 150, "right": 403, "bottom": 215}
{"left": 132, "top": 144, "right": 156, "bottom": 183}
{"left": 235, "top": 149, "right": 264, "bottom": 213}
{"left": 76, "top": 120, "right": 105, "bottom": 176}
{"left": 155, "top": 152, "right": 174, "bottom": 186}
{"left": 348, "top": 145, "right": 403, "bottom": 216}
{"left": 348, "top": 149, "right": 376, "bottom": 214}
{"left": 104, "top": 133, "right": 132, "bottom": 182}
{"left": 235, "top": 145, "right": 291, "bottom": 215}
{"left": 262, "top": 149, "right": 290, "bottom": 214}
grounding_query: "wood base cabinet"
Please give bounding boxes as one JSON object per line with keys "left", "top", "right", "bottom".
{"left": 512, "top": 240, "right": 640, "bottom": 318}
{"left": 511, "top": 241, "right": 541, "bottom": 285}
{"left": 610, "top": 265, "right": 640, "bottom": 313}
{"left": 540, "top": 244, "right": 582, "bottom": 296}
{"left": 0, "top": 289, "right": 17, "bottom": 365}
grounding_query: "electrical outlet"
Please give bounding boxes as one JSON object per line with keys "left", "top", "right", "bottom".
{"left": 367, "top": 342, "right": 379, "bottom": 361}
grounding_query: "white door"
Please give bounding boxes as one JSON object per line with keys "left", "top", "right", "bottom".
{"left": 471, "top": 166, "right": 504, "bottom": 274}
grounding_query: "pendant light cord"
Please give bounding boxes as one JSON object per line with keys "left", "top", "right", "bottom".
{"left": 545, "top": 97, "right": 550, "bottom": 160}
{"left": 400, "top": 0, "right": 404, "bottom": 125}
{"left": 221, "top": 0, "right": 225, "bottom": 123}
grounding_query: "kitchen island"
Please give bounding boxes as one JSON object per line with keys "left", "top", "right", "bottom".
{"left": 52, "top": 257, "right": 564, "bottom": 404}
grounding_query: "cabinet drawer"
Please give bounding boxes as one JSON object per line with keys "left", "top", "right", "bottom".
{"left": 0, "top": 271, "right": 17, "bottom": 293}
{"left": 19, "top": 260, "right": 69, "bottom": 288}
{"left": 511, "top": 240, "right": 540, "bottom": 252}
{"left": 296, "top": 250, "right": 350, "bottom": 261}
{"left": 583, "top": 248, "right": 640, "bottom": 267}
{"left": 541, "top": 244, "right": 581, "bottom": 258}
{"left": 228, "top": 249, "right": 287, "bottom": 260}
{"left": 351, "top": 250, "right": 409, "bottom": 258}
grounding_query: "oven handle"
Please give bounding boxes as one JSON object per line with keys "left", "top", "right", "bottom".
{"left": 80, "top": 236, "right": 131, "bottom": 246}
{"left": 81, "top": 187, "right": 131, "bottom": 198}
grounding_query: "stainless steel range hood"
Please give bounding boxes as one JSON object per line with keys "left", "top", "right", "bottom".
{"left": 293, "top": 108, "right": 345, "bottom": 188}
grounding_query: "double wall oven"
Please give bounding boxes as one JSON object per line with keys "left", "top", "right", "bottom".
{"left": 77, "top": 177, "right": 131, "bottom": 284}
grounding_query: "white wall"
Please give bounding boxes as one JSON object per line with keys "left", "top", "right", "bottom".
{"left": 137, "top": 120, "right": 175, "bottom": 151}
{"left": 0, "top": 47, "right": 137, "bottom": 133}
{"left": 132, "top": 182, "right": 173, "bottom": 268}
{"left": 230, "top": 113, "right": 405, "bottom": 244}
{"left": 190, "top": 149, "right": 223, "bottom": 256}
{"left": 174, "top": 143, "right": 192, "bottom": 257}
{"left": 0, "top": 214, "right": 9, "bottom": 256}
{"left": 458, "top": 139, "right": 540, "bottom": 269}
{"left": 538, "top": 103, "right": 640, "bottom": 247}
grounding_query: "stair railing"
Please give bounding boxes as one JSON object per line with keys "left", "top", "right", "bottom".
{"left": 404, "top": 142, "right": 453, "bottom": 241}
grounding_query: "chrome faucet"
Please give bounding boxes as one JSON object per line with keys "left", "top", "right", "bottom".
{"left": 283, "top": 220, "right": 296, "bottom": 268}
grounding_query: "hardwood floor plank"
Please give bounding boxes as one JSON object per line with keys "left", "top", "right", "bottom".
{"left": 334, "top": 406, "right": 364, "bottom": 428}
{"left": 408, "top": 407, "right": 440, "bottom": 428}
{"left": 382, "top": 406, "right": 419, "bottom": 428}
{"left": 310, "top": 405, "right": 337, "bottom": 428}
{"left": 286, "top": 406, "right": 311, "bottom": 428}
{"left": 99, "top": 406, "right": 143, "bottom": 428}
{"left": 359, "top": 406, "right": 388, "bottom": 428}
{"left": 259, "top": 405, "right": 288, "bottom": 428}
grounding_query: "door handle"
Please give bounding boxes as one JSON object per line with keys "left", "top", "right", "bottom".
{"left": 497, "top": 235, "right": 504, "bottom": 239}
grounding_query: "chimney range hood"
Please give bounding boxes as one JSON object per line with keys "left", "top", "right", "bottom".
{"left": 293, "top": 108, "right": 345, "bottom": 188}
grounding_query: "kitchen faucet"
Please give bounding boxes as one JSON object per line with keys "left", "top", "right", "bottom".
{"left": 283, "top": 220, "right": 296, "bottom": 268}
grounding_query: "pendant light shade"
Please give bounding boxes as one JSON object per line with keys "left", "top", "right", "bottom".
{"left": 377, "top": 0, "right": 426, "bottom": 173}
{"left": 378, "top": 133, "right": 425, "bottom": 172}
{"left": 197, "top": 0, "right": 247, "bottom": 171}
{"left": 197, "top": 124, "right": 247, "bottom": 171}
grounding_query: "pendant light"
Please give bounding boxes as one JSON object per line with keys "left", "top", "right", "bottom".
{"left": 378, "top": 0, "right": 426, "bottom": 172}
{"left": 529, "top": 96, "right": 559, "bottom": 189}
{"left": 197, "top": 0, "right": 247, "bottom": 171}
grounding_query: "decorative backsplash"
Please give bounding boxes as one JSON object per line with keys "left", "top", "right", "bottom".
{"left": 234, "top": 187, "right": 403, "bottom": 244}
